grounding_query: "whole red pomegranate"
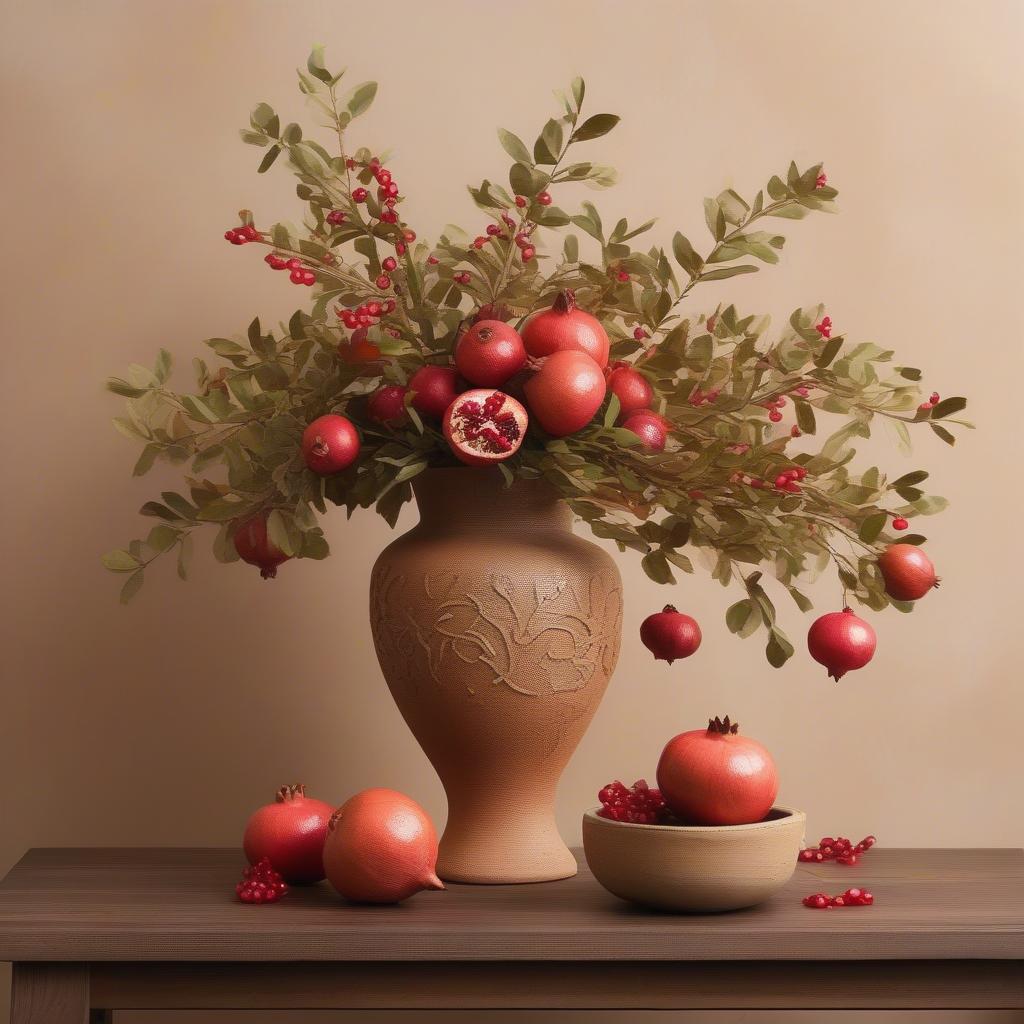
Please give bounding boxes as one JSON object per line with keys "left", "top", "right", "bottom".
{"left": 606, "top": 363, "right": 653, "bottom": 415}
{"left": 301, "top": 414, "right": 361, "bottom": 475}
{"left": 367, "top": 385, "right": 408, "bottom": 426}
{"left": 442, "top": 388, "right": 528, "bottom": 465}
{"left": 322, "top": 788, "right": 444, "bottom": 903}
{"left": 243, "top": 783, "right": 335, "bottom": 884}
{"left": 878, "top": 543, "right": 939, "bottom": 601}
{"left": 454, "top": 320, "right": 526, "bottom": 387}
{"left": 523, "top": 349, "right": 606, "bottom": 437}
{"left": 409, "top": 365, "right": 462, "bottom": 418}
{"left": 522, "top": 290, "right": 610, "bottom": 368}
{"left": 656, "top": 715, "right": 779, "bottom": 826}
{"left": 807, "top": 607, "right": 877, "bottom": 681}
{"left": 620, "top": 410, "right": 668, "bottom": 451}
{"left": 233, "top": 514, "right": 289, "bottom": 579}
{"left": 640, "top": 605, "right": 702, "bottom": 663}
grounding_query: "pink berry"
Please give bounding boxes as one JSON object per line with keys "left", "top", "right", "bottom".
{"left": 520, "top": 246, "right": 535, "bottom": 262}
{"left": 769, "top": 409, "right": 783, "bottom": 423}
{"left": 892, "top": 516, "right": 909, "bottom": 531}
{"left": 382, "top": 256, "right": 397, "bottom": 272}
{"left": 352, "top": 188, "right": 368, "bottom": 203}
{"left": 537, "top": 191, "right": 552, "bottom": 206}
{"left": 376, "top": 274, "right": 391, "bottom": 290}
{"left": 515, "top": 195, "right": 527, "bottom": 208}
{"left": 617, "top": 271, "right": 630, "bottom": 283}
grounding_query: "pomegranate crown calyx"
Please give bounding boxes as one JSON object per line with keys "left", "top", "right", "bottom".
{"left": 328, "top": 807, "right": 344, "bottom": 832}
{"left": 275, "top": 783, "right": 306, "bottom": 803}
{"left": 707, "top": 715, "right": 739, "bottom": 735}
{"left": 552, "top": 289, "right": 578, "bottom": 314}
{"left": 661, "top": 604, "right": 678, "bottom": 614}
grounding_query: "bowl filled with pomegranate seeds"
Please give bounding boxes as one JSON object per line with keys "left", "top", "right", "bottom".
{"left": 582, "top": 778, "right": 805, "bottom": 913}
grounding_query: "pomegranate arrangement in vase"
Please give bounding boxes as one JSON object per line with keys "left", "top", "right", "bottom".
{"left": 584, "top": 716, "right": 804, "bottom": 912}
{"left": 105, "top": 48, "right": 968, "bottom": 882}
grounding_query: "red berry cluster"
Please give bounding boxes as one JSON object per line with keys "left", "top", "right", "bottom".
{"left": 225, "top": 224, "right": 260, "bottom": 245}
{"left": 597, "top": 779, "right": 670, "bottom": 825}
{"left": 688, "top": 387, "right": 720, "bottom": 407}
{"left": 762, "top": 393, "right": 787, "bottom": 423}
{"left": 265, "top": 254, "right": 316, "bottom": 286}
{"left": 453, "top": 271, "right": 472, "bottom": 286}
{"left": 815, "top": 316, "right": 833, "bottom": 338}
{"left": 326, "top": 209, "right": 347, "bottom": 226}
{"left": 236, "top": 857, "right": 288, "bottom": 904}
{"left": 919, "top": 391, "right": 941, "bottom": 412}
{"left": 336, "top": 298, "right": 396, "bottom": 330}
{"left": 803, "top": 886, "right": 873, "bottom": 909}
{"left": 798, "top": 834, "right": 876, "bottom": 866}
{"left": 772, "top": 465, "right": 807, "bottom": 493}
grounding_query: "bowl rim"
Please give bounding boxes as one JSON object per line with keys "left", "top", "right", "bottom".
{"left": 582, "top": 804, "right": 805, "bottom": 834}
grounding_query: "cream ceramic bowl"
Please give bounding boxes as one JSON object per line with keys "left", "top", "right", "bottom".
{"left": 582, "top": 805, "right": 806, "bottom": 912}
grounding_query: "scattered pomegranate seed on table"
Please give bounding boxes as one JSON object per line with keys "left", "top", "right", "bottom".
{"left": 803, "top": 887, "right": 874, "bottom": 909}
{"left": 236, "top": 857, "right": 288, "bottom": 904}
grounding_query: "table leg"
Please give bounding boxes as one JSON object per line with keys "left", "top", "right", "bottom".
{"left": 10, "top": 964, "right": 89, "bottom": 1024}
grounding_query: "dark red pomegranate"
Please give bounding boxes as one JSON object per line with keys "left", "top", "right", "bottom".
{"left": 455, "top": 320, "right": 526, "bottom": 387}
{"left": 442, "top": 389, "right": 527, "bottom": 465}
{"left": 409, "top": 365, "right": 462, "bottom": 418}
{"left": 367, "top": 385, "right": 408, "bottom": 426}
{"left": 523, "top": 349, "right": 607, "bottom": 437}
{"left": 301, "top": 414, "right": 361, "bottom": 475}
{"left": 606, "top": 363, "right": 653, "bottom": 415}
{"left": 243, "top": 784, "right": 335, "bottom": 884}
{"left": 233, "top": 514, "right": 290, "bottom": 579}
{"left": 322, "top": 788, "right": 444, "bottom": 903}
{"left": 878, "top": 543, "right": 939, "bottom": 601}
{"left": 640, "top": 605, "right": 702, "bottom": 663}
{"left": 620, "top": 410, "right": 668, "bottom": 451}
{"left": 807, "top": 607, "right": 877, "bottom": 681}
{"left": 656, "top": 715, "right": 779, "bottom": 826}
{"left": 522, "top": 289, "right": 610, "bottom": 368}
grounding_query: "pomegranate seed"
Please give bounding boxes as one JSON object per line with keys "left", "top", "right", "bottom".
{"left": 892, "top": 517, "right": 909, "bottom": 531}
{"left": 352, "top": 188, "right": 368, "bottom": 203}
{"left": 537, "top": 191, "right": 552, "bottom": 206}
{"left": 382, "top": 256, "right": 397, "bottom": 272}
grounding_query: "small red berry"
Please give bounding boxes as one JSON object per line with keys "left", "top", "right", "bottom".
{"left": 366, "top": 301, "right": 382, "bottom": 317}
{"left": 374, "top": 168, "right": 392, "bottom": 186}
{"left": 616, "top": 271, "right": 630, "bottom": 283}
{"left": 537, "top": 191, "right": 552, "bottom": 206}
{"left": 352, "top": 187, "right": 368, "bottom": 203}
{"left": 892, "top": 517, "right": 909, "bottom": 531}
{"left": 520, "top": 246, "right": 535, "bottom": 262}
{"left": 930, "top": 391, "right": 940, "bottom": 404}
{"left": 289, "top": 269, "right": 304, "bottom": 284}
{"left": 769, "top": 409, "right": 783, "bottom": 423}
{"left": 428, "top": 255, "right": 440, "bottom": 265}
{"left": 515, "top": 195, "right": 527, "bottom": 208}
{"left": 379, "top": 210, "right": 398, "bottom": 224}
{"left": 395, "top": 242, "right": 406, "bottom": 256}
{"left": 633, "top": 327, "right": 648, "bottom": 341}
{"left": 791, "top": 425, "right": 802, "bottom": 437}
{"left": 815, "top": 172, "right": 828, "bottom": 189}
{"left": 403, "top": 229, "right": 416, "bottom": 242}
{"left": 326, "top": 210, "right": 347, "bottom": 226}
{"left": 375, "top": 274, "right": 391, "bottom": 290}
{"left": 382, "top": 256, "right": 397, "bottom": 272}
{"left": 472, "top": 236, "right": 487, "bottom": 249}
{"left": 918, "top": 401, "right": 934, "bottom": 412}
{"left": 486, "top": 223, "right": 502, "bottom": 236}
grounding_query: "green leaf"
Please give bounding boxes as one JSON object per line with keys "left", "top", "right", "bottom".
{"left": 603, "top": 393, "right": 621, "bottom": 428}
{"left": 120, "top": 570, "right": 144, "bottom": 604}
{"left": 765, "top": 628, "right": 795, "bottom": 668}
{"left": 794, "top": 400, "right": 816, "bottom": 435}
{"left": 497, "top": 128, "right": 532, "bottom": 165}
{"left": 571, "top": 113, "right": 620, "bottom": 142}
{"left": 146, "top": 525, "right": 179, "bottom": 552}
{"left": 641, "top": 550, "right": 674, "bottom": 584}
{"left": 176, "top": 533, "right": 193, "bottom": 580}
{"left": 534, "top": 118, "right": 564, "bottom": 165}
{"left": 102, "top": 550, "right": 140, "bottom": 573}
{"left": 930, "top": 396, "right": 966, "bottom": 419}
{"left": 814, "top": 336, "right": 843, "bottom": 367}
{"left": 133, "top": 444, "right": 159, "bottom": 477}
{"left": 726, "top": 598, "right": 755, "bottom": 634}
{"left": 257, "top": 144, "right": 281, "bottom": 173}
{"left": 858, "top": 511, "right": 888, "bottom": 544}
{"left": 346, "top": 81, "right": 377, "bottom": 118}
{"left": 672, "top": 232, "right": 702, "bottom": 277}
{"left": 306, "top": 44, "right": 333, "bottom": 84}
{"left": 930, "top": 422, "right": 956, "bottom": 446}
{"left": 250, "top": 102, "right": 279, "bottom": 135}
{"left": 892, "top": 470, "right": 929, "bottom": 488}
{"left": 698, "top": 265, "right": 758, "bottom": 282}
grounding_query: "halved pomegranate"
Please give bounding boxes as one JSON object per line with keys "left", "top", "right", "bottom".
{"left": 442, "top": 389, "right": 527, "bottom": 465}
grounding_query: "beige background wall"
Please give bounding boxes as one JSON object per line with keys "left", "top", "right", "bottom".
{"left": 1, "top": 1, "right": 1022, "bottom": 1022}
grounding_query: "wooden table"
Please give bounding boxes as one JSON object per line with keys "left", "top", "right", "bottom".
{"left": 0, "top": 847, "right": 1021, "bottom": 1021}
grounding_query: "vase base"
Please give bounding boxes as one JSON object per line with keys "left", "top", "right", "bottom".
{"left": 437, "top": 833, "right": 579, "bottom": 885}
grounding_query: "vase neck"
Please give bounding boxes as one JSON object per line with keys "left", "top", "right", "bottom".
{"left": 411, "top": 468, "right": 572, "bottom": 533}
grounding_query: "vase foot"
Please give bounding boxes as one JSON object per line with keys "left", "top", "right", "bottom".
{"left": 437, "top": 825, "right": 579, "bottom": 884}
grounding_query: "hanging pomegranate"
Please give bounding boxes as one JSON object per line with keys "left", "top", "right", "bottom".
{"left": 454, "top": 320, "right": 527, "bottom": 387}
{"left": 807, "top": 607, "right": 877, "bottom": 681}
{"left": 606, "top": 363, "right": 653, "bottom": 415}
{"left": 301, "top": 414, "right": 361, "bottom": 475}
{"left": 242, "top": 783, "right": 335, "bottom": 883}
{"left": 620, "top": 410, "right": 669, "bottom": 451}
{"left": 640, "top": 605, "right": 702, "bottom": 663}
{"left": 523, "top": 349, "right": 607, "bottom": 437}
{"left": 322, "top": 788, "right": 444, "bottom": 903}
{"left": 367, "top": 385, "right": 408, "bottom": 426}
{"left": 521, "top": 289, "right": 610, "bottom": 368}
{"left": 656, "top": 715, "right": 779, "bottom": 826}
{"left": 442, "top": 389, "right": 528, "bottom": 465}
{"left": 878, "top": 543, "right": 940, "bottom": 601}
{"left": 233, "top": 514, "right": 290, "bottom": 579}
{"left": 409, "top": 365, "right": 463, "bottom": 418}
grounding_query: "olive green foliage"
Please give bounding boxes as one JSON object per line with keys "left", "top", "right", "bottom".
{"left": 104, "top": 48, "right": 970, "bottom": 664}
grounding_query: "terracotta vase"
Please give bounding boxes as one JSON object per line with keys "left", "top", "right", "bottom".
{"left": 369, "top": 467, "right": 623, "bottom": 883}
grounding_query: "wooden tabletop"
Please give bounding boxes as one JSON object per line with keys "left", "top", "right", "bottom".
{"left": 0, "top": 847, "right": 1021, "bottom": 963}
